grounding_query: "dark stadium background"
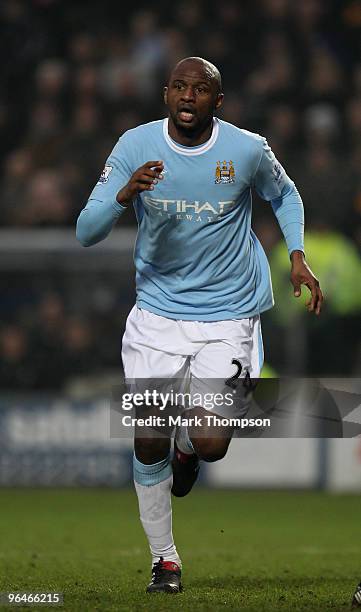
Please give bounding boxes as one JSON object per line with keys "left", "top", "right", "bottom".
{"left": 0, "top": 2, "right": 360, "bottom": 609}
{"left": 0, "top": 0, "right": 360, "bottom": 389}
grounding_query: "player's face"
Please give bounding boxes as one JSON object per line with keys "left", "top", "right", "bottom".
{"left": 164, "top": 63, "right": 223, "bottom": 136}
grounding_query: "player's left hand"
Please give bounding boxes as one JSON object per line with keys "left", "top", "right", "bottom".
{"left": 290, "top": 250, "right": 323, "bottom": 315}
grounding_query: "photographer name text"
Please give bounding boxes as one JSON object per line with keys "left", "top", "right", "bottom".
{"left": 120, "top": 415, "right": 270, "bottom": 429}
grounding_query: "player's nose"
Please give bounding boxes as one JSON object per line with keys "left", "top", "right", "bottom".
{"left": 181, "top": 86, "right": 196, "bottom": 102}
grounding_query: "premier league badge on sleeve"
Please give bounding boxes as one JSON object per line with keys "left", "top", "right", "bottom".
{"left": 272, "top": 160, "right": 284, "bottom": 183}
{"left": 97, "top": 165, "right": 113, "bottom": 185}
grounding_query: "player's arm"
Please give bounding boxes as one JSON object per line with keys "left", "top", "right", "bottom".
{"left": 76, "top": 133, "right": 163, "bottom": 247}
{"left": 253, "top": 138, "right": 323, "bottom": 315}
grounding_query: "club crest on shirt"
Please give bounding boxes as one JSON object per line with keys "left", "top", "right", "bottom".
{"left": 97, "top": 165, "right": 113, "bottom": 184}
{"left": 215, "top": 160, "right": 235, "bottom": 184}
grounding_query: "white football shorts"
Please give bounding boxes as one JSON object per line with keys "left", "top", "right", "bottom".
{"left": 121, "top": 305, "right": 264, "bottom": 418}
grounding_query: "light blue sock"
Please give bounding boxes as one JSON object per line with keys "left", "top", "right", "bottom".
{"left": 133, "top": 453, "right": 181, "bottom": 567}
{"left": 133, "top": 453, "right": 172, "bottom": 486}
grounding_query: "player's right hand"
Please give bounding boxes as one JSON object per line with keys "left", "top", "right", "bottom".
{"left": 116, "top": 161, "right": 164, "bottom": 206}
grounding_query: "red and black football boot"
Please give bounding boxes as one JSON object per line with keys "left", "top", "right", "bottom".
{"left": 146, "top": 557, "right": 182, "bottom": 593}
{"left": 171, "top": 440, "right": 200, "bottom": 497}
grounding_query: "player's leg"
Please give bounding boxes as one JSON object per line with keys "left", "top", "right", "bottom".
{"left": 172, "top": 315, "right": 263, "bottom": 495}
{"left": 134, "top": 422, "right": 174, "bottom": 565}
{"left": 190, "top": 315, "right": 263, "bottom": 460}
{"left": 181, "top": 406, "right": 234, "bottom": 461}
{"left": 171, "top": 405, "right": 231, "bottom": 497}
{"left": 134, "top": 427, "right": 182, "bottom": 593}
{"left": 122, "top": 306, "right": 187, "bottom": 592}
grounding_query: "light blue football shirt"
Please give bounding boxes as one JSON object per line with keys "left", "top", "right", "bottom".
{"left": 76, "top": 118, "right": 304, "bottom": 321}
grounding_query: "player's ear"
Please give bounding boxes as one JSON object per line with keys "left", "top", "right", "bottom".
{"left": 215, "top": 93, "right": 224, "bottom": 111}
{"left": 163, "top": 87, "right": 168, "bottom": 105}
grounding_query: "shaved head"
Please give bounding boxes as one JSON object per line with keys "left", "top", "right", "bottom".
{"left": 165, "top": 55, "right": 224, "bottom": 145}
{"left": 169, "top": 57, "right": 222, "bottom": 94}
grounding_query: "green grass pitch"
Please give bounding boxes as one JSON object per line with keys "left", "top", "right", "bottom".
{"left": 0, "top": 489, "right": 359, "bottom": 611}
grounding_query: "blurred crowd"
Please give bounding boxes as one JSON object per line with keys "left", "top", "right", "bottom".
{"left": 0, "top": 282, "right": 132, "bottom": 391}
{"left": 1, "top": 0, "right": 360, "bottom": 388}
{"left": 1, "top": 0, "right": 360, "bottom": 237}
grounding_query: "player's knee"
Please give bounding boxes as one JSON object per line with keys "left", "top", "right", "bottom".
{"left": 193, "top": 438, "right": 230, "bottom": 463}
{"left": 134, "top": 437, "right": 170, "bottom": 464}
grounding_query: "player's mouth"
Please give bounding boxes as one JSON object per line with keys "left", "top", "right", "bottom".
{"left": 177, "top": 107, "right": 196, "bottom": 123}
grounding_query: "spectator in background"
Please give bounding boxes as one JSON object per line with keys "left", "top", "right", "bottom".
{"left": 34, "top": 59, "right": 68, "bottom": 105}
{"left": 30, "top": 293, "right": 69, "bottom": 389}
{"left": 296, "top": 104, "right": 356, "bottom": 237}
{"left": 2, "top": 149, "right": 33, "bottom": 225}
{"left": 306, "top": 47, "right": 345, "bottom": 107}
{"left": 61, "top": 100, "right": 105, "bottom": 186}
{"left": 129, "top": 10, "right": 167, "bottom": 98}
{"left": 0, "top": 326, "right": 37, "bottom": 389}
{"left": 264, "top": 103, "right": 299, "bottom": 162}
{"left": 62, "top": 317, "right": 96, "bottom": 379}
{"left": 18, "top": 169, "right": 72, "bottom": 226}
{"left": 347, "top": 96, "right": 361, "bottom": 146}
